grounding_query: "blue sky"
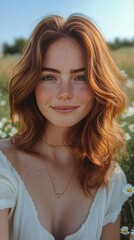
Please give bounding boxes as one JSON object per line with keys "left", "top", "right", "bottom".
{"left": 0, "top": 0, "right": 134, "bottom": 49}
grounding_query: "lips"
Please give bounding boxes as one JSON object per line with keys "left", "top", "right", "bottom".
{"left": 50, "top": 106, "right": 79, "bottom": 113}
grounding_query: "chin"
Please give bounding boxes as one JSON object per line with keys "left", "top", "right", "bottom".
{"left": 54, "top": 123, "right": 76, "bottom": 128}
{"left": 48, "top": 120, "right": 81, "bottom": 128}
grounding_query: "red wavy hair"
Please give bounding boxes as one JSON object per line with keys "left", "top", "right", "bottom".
{"left": 9, "top": 14, "right": 126, "bottom": 196}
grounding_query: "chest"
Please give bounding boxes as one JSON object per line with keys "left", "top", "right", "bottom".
{"left": 13, "top": 154, "right": 94, "bottom": 240}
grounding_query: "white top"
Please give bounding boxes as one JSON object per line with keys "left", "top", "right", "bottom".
{"left": 0, "top": 150, "right": 128, "bottom": 240}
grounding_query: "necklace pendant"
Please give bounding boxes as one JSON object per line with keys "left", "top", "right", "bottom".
{"left": 56, "top": 192, "right": 62, "bottom": 198}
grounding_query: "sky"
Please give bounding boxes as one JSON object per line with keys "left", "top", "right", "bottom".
{"left": 0, "top": 0, "right": 134, "bottom": 49}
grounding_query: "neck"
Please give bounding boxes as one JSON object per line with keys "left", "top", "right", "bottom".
{"left": 43, "top": 122, "right": 70, "bottom": 147}
{"left": 36, "top": 139, "right": 75, "bottom": 168}
{"left": 42, "top": 138, "right": 66, "bottom": 148}
{"left": 35, "top": 123, "right": 78, "bottom": 167}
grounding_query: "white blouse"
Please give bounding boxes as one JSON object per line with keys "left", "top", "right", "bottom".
{"left": 0, "top": 150, "right": 128, "bottom": 240}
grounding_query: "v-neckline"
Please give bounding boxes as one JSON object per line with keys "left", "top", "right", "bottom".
{"left": 0, "top": 150, "right": 101, "bottom": 240}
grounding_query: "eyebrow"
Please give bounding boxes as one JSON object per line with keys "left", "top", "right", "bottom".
{"left": 41, "top": 67, "right": 85, "bottom": 74}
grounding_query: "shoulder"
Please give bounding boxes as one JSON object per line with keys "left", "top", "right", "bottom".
{"left": 0, "top": 140, "right": 19, "bottom": 212}
{"left": 0, "top": 139, "right": 39, "bottom": 177}
{"left": 0, "top": 138, "right": 19, "bottom": 166}
{"left": 104, "top": 162, "right": 128, "bottom": 207}
{"left": 0, "top": 138, "right": 15, "bottom": 153}
{"left": 102, "top": 162, "right": 129, "bottom": 225}
{"left": 108, "top": 162, "right": 127, "bottom": 186}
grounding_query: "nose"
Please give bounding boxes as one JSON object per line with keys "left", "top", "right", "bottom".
{"left": 57, "top": 81, "right": 73, "bottom": 100}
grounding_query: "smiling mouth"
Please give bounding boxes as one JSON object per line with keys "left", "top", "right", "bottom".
{"left": 50, "top": 106, "right": 79, "bottom": 113}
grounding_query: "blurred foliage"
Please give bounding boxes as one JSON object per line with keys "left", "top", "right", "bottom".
{"left": 108, "top": 37, "right": 134, "bottom": 50}
{"left": 1, "top": 36, "right": 134, "bottom": 56}
{"left": 2, "top": 38, "right": 27, "bottom": 55}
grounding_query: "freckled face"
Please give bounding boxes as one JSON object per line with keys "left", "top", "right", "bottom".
{"left": 35, "top": 38, "right": 94, "bottom": 128}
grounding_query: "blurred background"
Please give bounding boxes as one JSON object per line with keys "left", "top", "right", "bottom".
{"left": 0, "top": 0, "right": 134, "bottom": 238}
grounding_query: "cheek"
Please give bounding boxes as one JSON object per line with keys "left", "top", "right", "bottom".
{"left": 76, "top": 87, "right": 94, "bottom": 105}
{"left": 35, "top": 84, "right": 53, "bottom": 104}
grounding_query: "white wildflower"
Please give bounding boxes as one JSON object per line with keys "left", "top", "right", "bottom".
{"left": 126, "top": 79, "right": 134, "bottom": 88}
{"left": 122, "top": 107, "right": 134, "bottom": 118}
{"left": 0, "top": 100, "right": 6, "bottom": 106}
{"left": 121, "top": 69, "right": 128, "bottom": 78}
{"left": 120, "top": 121, "right": 128, "bottom": 127}
{"left": 120, "top": 226, "right": 130, "bottom": 235}
{"left": 128, "top": 124, "right": 134, "bottom": 132}
{"left": 124, "top": 133, "right": 131, "bottom": 141}
{"left": 9, "top": 127, "right": 18, "bottom": 136}
{"left": 4, "top": 123, "right": 12, "bottom": 131}
{"left": 0, "top": 130, "right": 7, "bottom": 138}
{"left": 122, "top": 184, "right": 134, "bottom": 197}
{"left": 1, "top": 117, "right": 7, "bottom": 124}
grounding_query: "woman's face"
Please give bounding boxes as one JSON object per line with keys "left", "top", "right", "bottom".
{"left": 35, "top": 37, "right": 94, "bottom": 128}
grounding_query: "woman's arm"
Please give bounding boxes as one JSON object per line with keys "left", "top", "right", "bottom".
{"left": 100, "top": 215, "right": 121, "bottom": 240}
{"left": 0, "top": 209, "right": 9, "bottom": 240}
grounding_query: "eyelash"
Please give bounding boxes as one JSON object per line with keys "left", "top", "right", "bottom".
{"left": 41, "top": 75, "right": 86, "bottom": 82}
{"left": 41, "top": 75, "right": 56, "bottom": 81}
{"left": 74, "top": 76, "right": 86, "bottom": 81}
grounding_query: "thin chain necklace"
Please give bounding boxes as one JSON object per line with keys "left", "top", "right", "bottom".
{"left": 42, "top": 139, "right": 66, "bottom": 148}
{"left": 43, "top": 157, "right": 76, "bottom": 198}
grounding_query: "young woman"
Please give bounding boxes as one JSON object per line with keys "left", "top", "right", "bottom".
{"left": 0, "top": 14, "right": 129, "bottom": 240}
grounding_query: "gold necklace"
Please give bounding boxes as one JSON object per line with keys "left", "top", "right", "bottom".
{"left": 42, "top": 139, "right": 66, "bottom": 148}
{"left": 43, "top": 159, "right": 76, "bottom": 198}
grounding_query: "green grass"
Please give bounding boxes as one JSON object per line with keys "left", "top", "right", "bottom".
{"left": 0, "top": 55, "right": 19, "bottom": 88}
{"left": 0, "top": 88, "right": 10, "bottom": 117}
{"left": 111, "top": 46, "right": 134, "bottom": 79}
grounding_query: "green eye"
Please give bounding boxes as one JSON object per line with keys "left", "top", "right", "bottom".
{"left": 41, "top": 76, "right": 56, "bottom": 81}
{"left": 75, "top": 76, "right": 86, "bottom": 81}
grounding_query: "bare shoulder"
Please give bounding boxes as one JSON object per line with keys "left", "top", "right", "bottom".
{"left": 100, "top": 215, "right": 120, "bottom": 240}
{"left": 0, "top": 138, "right": 36, "bottom": 172}
{"left": 0, "top": 208, "right": 9, "bottom": 240}
{"left": 0, "top": 138, "right": 16, "bottom": 154}
{"left": 0, "top": 138, "right": 19, "bottom": 165}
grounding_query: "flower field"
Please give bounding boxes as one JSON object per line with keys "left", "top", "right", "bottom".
{"left": 0, "top": 49, "right": 134, "bottom": 239}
